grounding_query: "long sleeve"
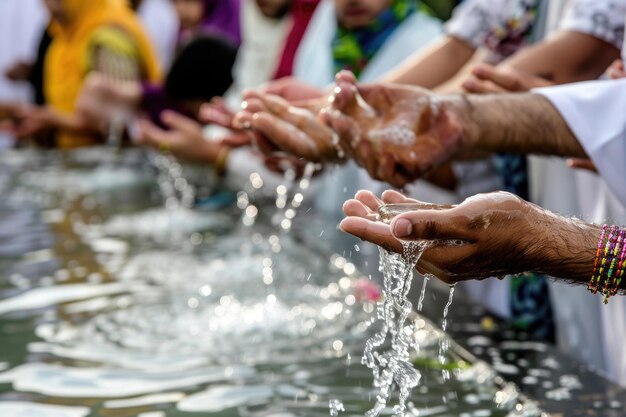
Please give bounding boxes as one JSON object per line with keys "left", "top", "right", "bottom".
{"left": 534, "top": 78, "right": 626, "bottom": 208}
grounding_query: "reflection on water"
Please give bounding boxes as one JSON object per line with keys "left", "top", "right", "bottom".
{"left": 0, "top": 149, "right": 541, "bottom": 417}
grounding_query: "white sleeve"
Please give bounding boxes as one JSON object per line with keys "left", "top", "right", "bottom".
{"left": 534, "top": 78, "right": 626, "bottom": 208}
{"left": 558, "top": 0, "right": 626, "bottom": 51}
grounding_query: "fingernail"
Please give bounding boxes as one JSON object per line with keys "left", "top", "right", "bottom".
{"left": 393, "top": 218, "right": 412, "bottom": 238}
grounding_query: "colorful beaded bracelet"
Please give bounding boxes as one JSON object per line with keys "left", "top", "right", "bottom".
{"left": 589, "top": 224, "right": 626, "bottom": 304}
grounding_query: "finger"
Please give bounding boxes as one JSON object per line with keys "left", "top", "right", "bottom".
{"left": 354, "top": 190, "right": 384, "bottom": 212}
{"left": 254, "top": 93, "right": 313, "bottom": 130}
{"left": 461, "top": 77, "right": 505, "bottom": 94}
{"left": 566, "top": 158, "right": 598, "bottom": 173}
{"left": 334, "top": 70, "right": 358, "bottom": 85}
{"left": 471, "top": 64, "right": 522, "bottom": 91}
{"left": 324, "top": 109, "right": 359, "bottom": 157}
{"left": 391, "top": 208, "right": 476, "bottom": 242}
{"left": 381, "top": 190, "right": 420, "bottom": 204}
{"left": 241, "top": 97, "right": 268, "bottom": 114}
{"left": 160, "top": 110, "right": 200, "bottom": 133}
{"left": 219, "top": 132, "right": 251, "bottom": 147}
{"left": 232, "top": 111, "right": 254, "bottom": 130}
{"left": 250, "top": 112, "right": 321, "bottom": 160}
{"left": 419, "top": 244, "right": 477, "bottom": 279}
{"left": 199, "top": 102, "right": 233, "bottom": 127}
{"left": 253, "top": 132, "right": 280, "bottom": 156}
{"left": 342, "top": 199, "right": 377, "bottom": 219}
{"left": 135, "top": 119, "right": 168, "bottom": 148}
{"left": 339, "top": 216, "right": 403, "bottom": 254}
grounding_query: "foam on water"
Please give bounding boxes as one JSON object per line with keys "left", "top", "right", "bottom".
{"left": 0, "top": 402, "right": 90, "bottom": 417}
{"left": 0, "top": 363, "right": 253, "bottom": 398}
{"left": 177, "top": 385, "right": 273, "bottom": 412}
{"left": 100, "top": 208, "right": 234, "bottom": 240}
{"left": 0, "top": 283, "right": 133, "bottom": 316}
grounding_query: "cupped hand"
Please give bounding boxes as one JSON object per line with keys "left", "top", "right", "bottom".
{"left": 325, "top": 71, "right": 465, "bottom": 188}
{"left": 341, "top": 190, "right": 561, "bottom": 284}
{"left": 135, "top": 110, "right": 224, "bottom": 164}
{"left": 233, "top": 90, "right": 341, "bottom": 162}
{"left": 462, "top": 63, "right": 553, "bottom": 94}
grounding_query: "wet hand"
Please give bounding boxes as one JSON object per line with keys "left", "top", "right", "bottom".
{"left": 233, "top": 90, "right": 341, "bottom": 162}
{"left": 324, "top": 71, "right": 465, "bottom": 188}
{"left": 341, "top": 190, "right": 582, "bottom": 284}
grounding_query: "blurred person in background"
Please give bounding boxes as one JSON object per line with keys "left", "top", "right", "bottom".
{"left": 172, "top": 0, "right": 241, "bottom": 47}
{"left": 79, "top": 0, "right": 305, "bottom": 176}
{"left": 0, "top": 0, "right": 47, "bottom": 149}
{"left": 133, "top": 0, "right": 179, "bottom": 70}
{"left": 1, "top": 0, "right": 161, "bottom": 149}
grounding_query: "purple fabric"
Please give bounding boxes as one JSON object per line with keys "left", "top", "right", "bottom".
{"left": 141, "top": 82, "right": 192, "bottom": 128}
{"left": 198, "top": 0, "right": 241, "bottom": 45}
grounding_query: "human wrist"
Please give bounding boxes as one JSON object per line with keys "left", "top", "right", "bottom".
{"left": 527, "top": 204, "right": 600, "bottom": 283}
{"left": 442, "top": 94, "right": 485, "bottom": 156}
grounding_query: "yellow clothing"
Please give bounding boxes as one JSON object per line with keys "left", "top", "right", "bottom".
{"left": 45, "top": 0, "right": 161, "bottom": 148}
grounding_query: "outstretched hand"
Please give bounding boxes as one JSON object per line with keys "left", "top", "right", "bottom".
{"left": 341, "top": 190, "right": 596, "bottom": 283}
{"left": 135, "top": 110, "right": 225, "bottom": 164}
{"left": 324, "top": 71, "right": 466, "bottom": 188}
{"left": 233, "top": 90, "right": 341, "bottom": 162}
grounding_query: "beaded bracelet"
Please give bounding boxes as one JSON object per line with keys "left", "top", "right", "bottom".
{"left": 588, "top": 224, "right": 608, "bottom": 294}
{"left": 589, "top": 224, "right": 626, "bottom": 304}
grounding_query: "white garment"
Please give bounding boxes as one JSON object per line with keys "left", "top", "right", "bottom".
{"left": 536, "top": 76, "right": 626, "bottom": 384}
{"left": 220, "top": 1, "right": 291, "bottom": 187}
{"left": 225, "top": 0, "right": 291, "bottom": 109}
{"left": 0, "top": 0, "right": 47, "bottom": 148}
{"left": 137, "top": 0, "right": 179, "bottom": 71}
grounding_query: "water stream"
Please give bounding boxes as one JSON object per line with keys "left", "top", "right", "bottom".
{"left": 0, "top": 149, "right": 542, "bottom": 417}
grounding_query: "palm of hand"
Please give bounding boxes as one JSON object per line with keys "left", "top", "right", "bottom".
{"left": 341, "top": 190, "right": 539, "bottom": 283}
{"left": 327, "top": 74, "right": 463, "bottom": 188}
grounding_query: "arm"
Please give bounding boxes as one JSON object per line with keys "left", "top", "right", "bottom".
{"left": 340, "top": 189, "right": 602, "bottom": 286}
{"left": 451, "top": 92, "right": 587, "bottom": 158}
{"left": 324, "top": 71, "right": 588, "bottom": 188}
{"left": 464, "top": 31, "right": 621, "bottom": 94}
{"left": 380, "top": 36, "right": 477, "bottom": 88}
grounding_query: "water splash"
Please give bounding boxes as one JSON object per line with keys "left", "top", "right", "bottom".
{"left": 438, "top": 285, "right": 456, "bottom": 382}
{"left": 361, "top": 240, "right": 430, "bottom": 417}
{"left": 329, "top": 398, "right": 345, "bottom": 416}
{"left": 153, "top": 153, "right": 195, "bottom": 210}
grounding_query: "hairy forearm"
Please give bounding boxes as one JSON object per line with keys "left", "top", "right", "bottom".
{"left": 529, "top": 208, "right": 600, "bottom": 284}
{"left": 381, "top": 36, "right": 476, "bottom": 89}
{"left": 448, "top": 93, "right": 588, "bottom": 158}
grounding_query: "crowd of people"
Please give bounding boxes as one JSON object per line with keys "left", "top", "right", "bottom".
{"left": 2, "top": 0, "right": 626, "bottom": 390}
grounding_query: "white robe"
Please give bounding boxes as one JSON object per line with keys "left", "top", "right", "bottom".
{"left": 224, "top": 0, "right": 291, "bottom": 109}
{"left": 0, "top": 0, "right": 47, "bottom": 148}
{"left": 526, "top": 0, "right": 626, "bottom": 377}
{"left": 536, "top": 76, "right": 626, "bottom": 384}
